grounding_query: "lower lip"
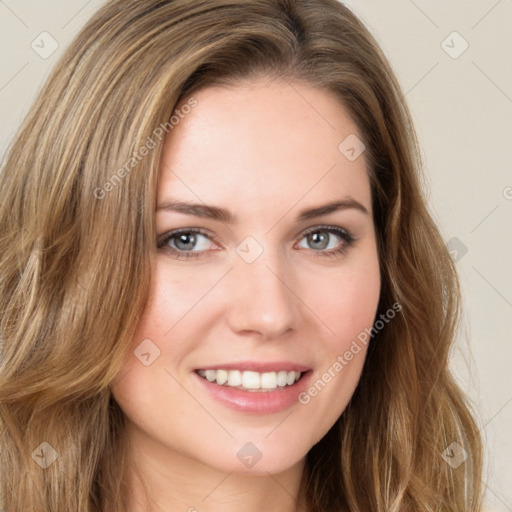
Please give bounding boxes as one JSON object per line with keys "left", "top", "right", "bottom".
{"left": 192, "top": 370, "right": 313, "bottom": 414}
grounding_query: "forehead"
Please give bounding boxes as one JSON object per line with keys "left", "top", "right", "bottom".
{"left": 157, "top": 78, "right": 371, "bottom": 214}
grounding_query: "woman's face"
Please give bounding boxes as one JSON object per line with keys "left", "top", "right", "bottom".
{"left": 112, "top": 77, "right": 380, "bottom": 477}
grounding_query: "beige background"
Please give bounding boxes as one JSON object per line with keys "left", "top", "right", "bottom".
{"left": 1, "top": 1, "right": 511, "bottom": 509}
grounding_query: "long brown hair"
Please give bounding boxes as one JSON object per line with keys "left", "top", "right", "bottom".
{"left": 0, "top": 0, "right": 483, "bottom": 510}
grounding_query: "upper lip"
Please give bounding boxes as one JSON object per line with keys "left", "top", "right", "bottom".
{"left": 195, "top": 361, "right": 311, "bottom": 373}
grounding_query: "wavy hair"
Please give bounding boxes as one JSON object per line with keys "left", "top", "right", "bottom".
{"left": 0, "top": 0, "right": 483, "bottom": 510}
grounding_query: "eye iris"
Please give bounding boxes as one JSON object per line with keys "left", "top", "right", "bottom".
{"left": 175, "top": 233, "right": 196, "bottom": 250}
{"left": 308, "top": 231, "right": 329, "bottom": 250}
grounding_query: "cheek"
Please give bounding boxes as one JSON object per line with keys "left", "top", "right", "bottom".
{"left": 128, "top": 256, "right": 223, "bottom": 345}
{"left": 295, "top": 250, "right": 379, "bottom": 441}
{"left": 304, "top": 246, "right": 381, "bottom": 347}
{"left": 110, "top": 273, "right": 193, "bottom": 436}
{"left": 112, "top": 257, "right": 224, "bottom": 398}
{"left": 136, "top": 261, "right": 207, "bottom": 333}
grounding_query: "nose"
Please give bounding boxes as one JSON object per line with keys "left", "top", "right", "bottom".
{"left": 225, "top": 250, "right": 301, "bottom": 340}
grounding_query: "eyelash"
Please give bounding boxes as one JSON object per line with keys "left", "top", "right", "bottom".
{"left": 157, "top": 225, "right": 357, "bottom": 261}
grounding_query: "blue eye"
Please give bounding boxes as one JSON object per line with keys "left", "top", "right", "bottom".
{"left": 157, "top": 225, "right": 356, "bottom": 260}
{"left": 157, "top": 228, "right": 214, "bottom": 259}
{"left": 297, "top": 226, "right": 356, "bottom": 257}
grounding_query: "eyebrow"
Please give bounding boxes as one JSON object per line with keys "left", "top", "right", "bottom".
{"left": 156, "top": 198, "right": 369, "bottom": 224}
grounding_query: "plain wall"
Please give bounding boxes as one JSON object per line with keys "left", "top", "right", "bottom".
{"left": 0, "top": 1, "right": 511, "bottom": 509}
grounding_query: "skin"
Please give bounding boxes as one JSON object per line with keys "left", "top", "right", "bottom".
{"left": 111, "top": 76, "right": 381, "bottom": 512}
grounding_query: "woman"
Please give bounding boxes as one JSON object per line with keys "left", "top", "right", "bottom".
{"left": 0, "top": 0, "right": 483, "bottom": 511}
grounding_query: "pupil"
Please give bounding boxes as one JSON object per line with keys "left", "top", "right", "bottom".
{"left": 176, "top": 233, "right": 196, "bottom": 250}
{"left": 309, "top": 231, "right": 328, "bottom": 250}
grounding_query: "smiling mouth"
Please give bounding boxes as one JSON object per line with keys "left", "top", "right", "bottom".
{"left": 195, "top": 369, "right": 307, "bottom": 392}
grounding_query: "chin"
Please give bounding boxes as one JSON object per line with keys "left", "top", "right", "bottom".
{"left": 169, "top": 433, "right": 307, "bottom": 477}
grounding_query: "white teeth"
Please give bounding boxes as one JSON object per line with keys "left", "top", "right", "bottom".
{"left": 276, "top": 371, "right": 288, "bottom": 387}
{"left": 242, "top": 371, "right": 260, "bottom": 389}
{"left": 215, "top": 369, "right": 228, "bottom": 385}
{"left": 261, "top": 372, "right": 277, "bottom": 389}
{"left": 227, "top": 370, "right": 242, "bottom": 387}
{"left": 205, "top": 370, "right": 216, "bottom": 382}
{"left": 197, "top": 369, "right": 303, "bottom": 391}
